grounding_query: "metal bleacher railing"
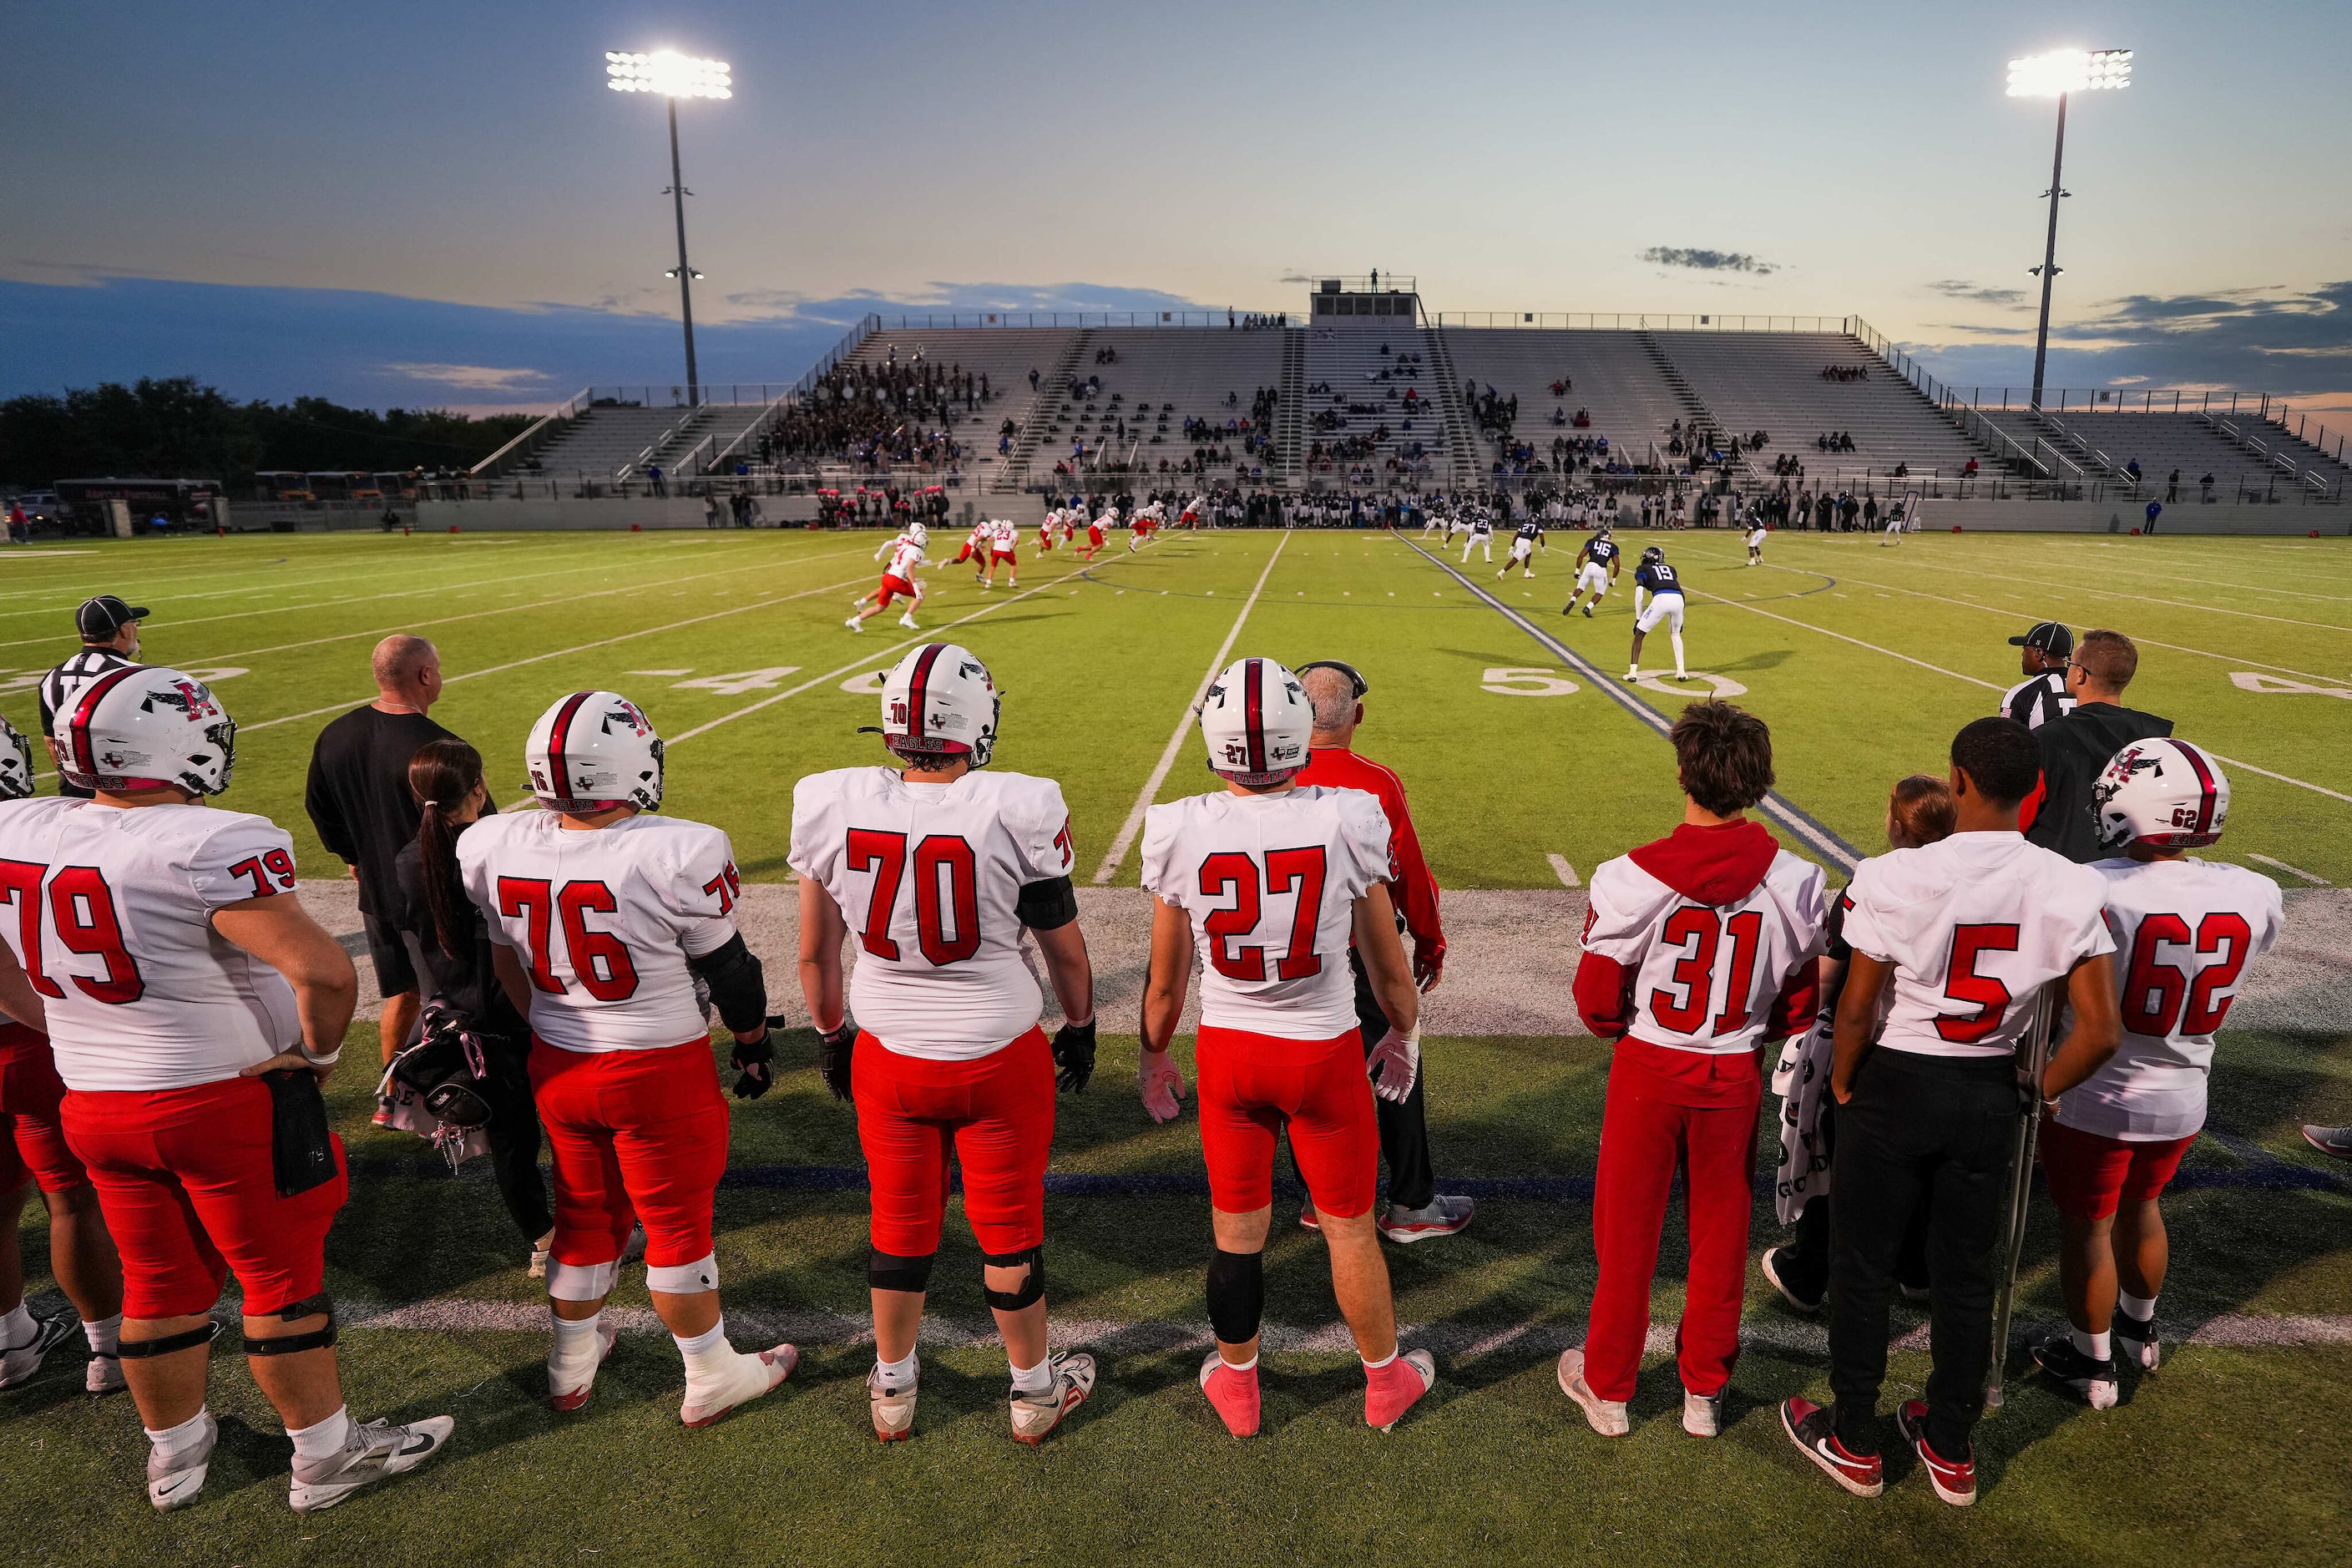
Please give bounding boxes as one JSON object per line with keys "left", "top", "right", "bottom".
{"left": 1434, "top": 313, "right": 1852, "bottom": 332}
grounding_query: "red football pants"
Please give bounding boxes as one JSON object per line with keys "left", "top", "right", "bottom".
{"left": 1196, "top": 1024, "right": 1378, "bottom": 1219}
{"left": 854, "top": 1027, "right": 1054, "bottom": 1257}
{"left": 0, "top": 1022, "right": 86, "bottom": 1194}
{"left": 1585, "top": 1042, "right": 1762, "bottom": 1402}
{"left": 529, "top": 1038, "right": 728, "bottom": 1272}
{"left": 62, "top": 1077, "right": 345, "bottom": 1318}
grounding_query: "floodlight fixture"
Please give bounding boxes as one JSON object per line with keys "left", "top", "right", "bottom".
{"left": 606, "top": 49, "right": 733, "bottom": 405}
{"left": 606, "top": 50, "right": 733, "bottom": 100}
{"left": 2006, "top": 48, "right": 2131, "bottom": 98}
{"left": 2007, "top": 48, "right": 2132, "bottom": 412}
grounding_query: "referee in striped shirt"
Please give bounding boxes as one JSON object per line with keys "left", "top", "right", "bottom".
{"left": 37, "top": 595, "right": 148, "bottom": 798}
{"left": 2000, "top": 620, "right": 2075, "bottom": 731}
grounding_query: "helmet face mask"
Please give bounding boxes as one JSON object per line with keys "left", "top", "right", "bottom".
{"left": 1199, "top": 657, "right": 1312, "bottom": 787}
{"left": 0, "top": 716, "right": 36, "bottom": 800}
{"left": 527, "top": 691, "right": 664, "bottom": 813}
{"left": 59, "top": 666, "right": 237, "bottom": 797}
{"left": 2092, "top": 738, "right": 2229, "bottom": 851}
{"left": 880, "top": 643, "right": 999, "bottom": 768}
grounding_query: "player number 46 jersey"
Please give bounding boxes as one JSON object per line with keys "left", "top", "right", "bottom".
{"left": 1141, "top": 786, "right": 1393, "bottom": 1040}
{"left": 1581, "top": 847, "right": 1828, "bottom": 1055}
{"left": 2058, "top": 857, "right": 2283, "bottom": 1141}
{"left": 458, "top": 812, "right": 743, "bottom": 1054}
{"left": 790, "top": 768, "right": 1075, "bottom": 1060}
{"left": 0, "top": 798, "right": 303, "bottom": 1091}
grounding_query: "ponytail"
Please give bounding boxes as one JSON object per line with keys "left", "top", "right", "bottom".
{"left": 409, "top": 737, "right": 484, "bottom": 959}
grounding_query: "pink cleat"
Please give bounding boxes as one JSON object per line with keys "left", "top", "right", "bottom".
{"left": 1365, "top": 1349, "right": 1437, "bottom": 1431}
{"left": 1198, "top": 1352, "right": 1261, "bottom": 1438}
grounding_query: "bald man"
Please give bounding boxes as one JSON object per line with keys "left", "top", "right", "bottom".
{"left": 304, "top": 636, "right": 455, "bottom": 1095}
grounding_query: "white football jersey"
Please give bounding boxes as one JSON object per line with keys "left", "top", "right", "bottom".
{"left": 1841, "top": 831, "right": 2115, "bottom": 1060}
{"left": 1141, "top": 786, "right": 1393, "bottom": 1040}
{"left": 2057, "top": 857, "right": 2284, "bottom": 1141}
{"left": 1581, "top": 847, "right": 1828, "bottom": 1055}
{"left": 886, "top": 540, "right": 924, "bottom": 580}
{"left": 790, "top": 768, "right": 1074, "bottom": 1060}
{"left": 457, "top": 810, "right": 741, "bottom": 1054}
{"left": 0, "top": 797, "right": 302, "bottom": 1091}
{"left": 990, "top": 518, "right": 1019, "bottom": 549}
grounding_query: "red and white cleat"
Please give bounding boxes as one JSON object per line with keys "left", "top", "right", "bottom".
{"left": 1009, "top": 1352, "right": 1095, "bottom": 1445}
{"left": 1365, "top": 1349, "right": 1437, "bottom": 1432}
{"left": 1378, "top": 1196, "right": 1474, "bottom": 1245}
{"left": 1199, "top": 1352, "right": 1261, "bottom": 1438}
{"left": 680, "top": 1343, "right": 797, "bottom": 1428}
{"left": 867, "top": 1365, "right": 918, "bottom": 1443}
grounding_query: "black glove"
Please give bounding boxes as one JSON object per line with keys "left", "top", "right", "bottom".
{"left": 1051, "top": 1019, "right": 1097, "bottom": 1095}
{"left": 730, "top": 1032, "right": 774, "bottom": 1100}
{"left": 816, "top": 1018, "right": 857, "bottom": 1101}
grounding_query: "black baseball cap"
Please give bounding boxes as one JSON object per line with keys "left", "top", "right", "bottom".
{"left": 2008, "top": 621, "right": 2072, "bottom": 655}
{"left": 77, "top": 595, "right": 149, "bottom": 640}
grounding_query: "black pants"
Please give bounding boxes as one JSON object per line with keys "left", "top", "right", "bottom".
{"left": 479, "top": 1034, "right": 554, "bottom": 1243}
{"left": 1280, "top": 948, "right": 1436, "bottom": 1212}
{"left": 1827, "top": 1049, "right": 2017, "bottom": 1458}
{"left": 1781, "top": 1098, "right": 1930, "bottom": 1299}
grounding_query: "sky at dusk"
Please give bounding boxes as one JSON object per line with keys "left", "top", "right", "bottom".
{"left": 5, "top": 0, "right": 2347, "bottom": 414}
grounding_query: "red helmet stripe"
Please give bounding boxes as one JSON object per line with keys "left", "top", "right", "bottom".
{"left": 2175, "top": 741, "right": 2219, "bottom": 837}
{"left": 905, "top": 644, "right": 945, "bottom": 746}
{"left": 68, "top": 665, "right": 144, "bottom": 782}
{"left": 545, "top": 691, "right": 594, "bottom": 799}
{"left": 1243, "top": 658, "right": 1267, "bottom": 774}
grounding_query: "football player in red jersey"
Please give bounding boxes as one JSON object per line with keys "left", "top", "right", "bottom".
{"left": 459, "top": 691, "right": 795, "bottom": 1428}
{"left": 1562, "top": 702, "right": 1827, "bottom": 1441}
{"left": 0, "top": 671, "right": 453, "bottom": 1512}
{"left": 0, "top": 715, "right": 125, "bottom": 1398}
{"left": 2029, "top": 740, "right": 2280, "bottom": 1408}
{"left": 792, "top": 644, "right": 1099, "bottom": 1444}
{"left": 1138, "top": 658, "right": 1436, "bottom": 1438}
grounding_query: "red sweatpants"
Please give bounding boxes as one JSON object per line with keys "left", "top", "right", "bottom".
{"left": 1585, "top": 1038, "right": 1763, "bottom": 1403}
{"left": 529, "top": 1037, "right": 728, "bottom": 1272}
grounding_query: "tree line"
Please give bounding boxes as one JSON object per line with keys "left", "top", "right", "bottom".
{"left": 0, "top": 378, "right": 537, "bottom": 488}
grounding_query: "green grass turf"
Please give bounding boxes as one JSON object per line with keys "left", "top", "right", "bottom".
{"left": 2, "top": 1022, "right": 2346, "bottom": 1566}
{"left": 3, "top": 527, "right": 2347, "bottom": 886}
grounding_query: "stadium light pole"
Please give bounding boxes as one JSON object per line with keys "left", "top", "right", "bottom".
{"left": 2006, "top": 48, "right": 2132, "bottom": 412}
{"left": 606, "top": 50, "right": 733, "bottom": 407}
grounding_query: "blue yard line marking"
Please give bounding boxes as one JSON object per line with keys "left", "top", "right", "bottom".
{"left": 1395, "top": 534, "right": 1862, "bottom": 872}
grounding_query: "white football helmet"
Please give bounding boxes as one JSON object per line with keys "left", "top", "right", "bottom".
{"left": 56, "top": 665, "right": 237, "bottom": 796}
{"left": 1199, "top": 657, "right": 1311, "bottom": 787}
{"left": 0, "top": 714, "right": 34, "bottom": 800}
{"left": 880, "top": 643, "right": 999, "bottom": 766}
{"left": 908, "top": 521, "right": 929, "bottom": 549}
{"left": 2092, "top": 737, "right": 2230, "bottom": 851}
{"left": 526, "top": 691, "right": 664, "bottom": 812}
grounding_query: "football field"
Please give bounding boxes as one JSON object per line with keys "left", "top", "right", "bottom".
{"left": 1, "top": 525, "right": 2348, "bottom": 1566}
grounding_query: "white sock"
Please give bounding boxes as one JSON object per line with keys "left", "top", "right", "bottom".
{"left": 1670, "top": 630, "right": 1686, "bottom": 672}
{"left": 875, "top": 1349, "right": 918, "bottom": 1388}
{"left": 2119, "top": 1292, "right": 2157, "bottom": 1324}
{"left": 1216, "top": 1353, "right": 1258, "bottom": 1373}
{"left": 673, "top": 1318, "right": 728, "bottom": 1362}
{"left": 144, "top": 1406, "right": 213, "bottom": 1462}
{"left": 550, "top": 1309, "right": 604, "bottom": 1382}
{"left": 286, "top": 1404, "right": 352, "bottom": 1460}
{"left": 1009, "top": 1356, "right": 1053, "bottom": 1398}
{"left": 84, "top": 1313, "right": 121, "bottom": 1357}
{"left": 1361, "top": 1349, "right": 1398, "bottom": 1373}
{"left": 2071, "top": 1327, "right": 2112, "bottom": 1362}
{"left": 0, "top": 1302, "right": 33, "bottom": 1348}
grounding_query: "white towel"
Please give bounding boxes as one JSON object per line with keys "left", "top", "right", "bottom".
{"left": 1771, "top": 1018, "right": 1834, "bottom": 1227}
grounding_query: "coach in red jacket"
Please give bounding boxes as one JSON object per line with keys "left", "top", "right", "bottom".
{"left": 1292, "top": 660, "right": 1473, "bottom": 1243}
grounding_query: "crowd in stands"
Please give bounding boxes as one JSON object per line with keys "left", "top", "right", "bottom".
{"left": 1821, "top": 363, "right": 1871, "bottom": 382}
{"left": 1231, "top": 311, "right": 1289, "bottom": 330}
{"left": 1817, "top": 431, "right": 1858, "bottom": 453}
{"left": 765, "top": 346, "right": 993, "bottom": 472}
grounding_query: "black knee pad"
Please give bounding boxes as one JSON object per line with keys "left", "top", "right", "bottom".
{"left": 868, "top": 1248, "right": 937, "bottom": 1294}
{"left": 116, "top": 1319, "right": 221, "bottom": 1360}
{"left": 244, "top": 1291, "right": 337, "bottom": 1357}
{"left": 1205, "top": 1248, "right": 1265, "bottom": 1345}
{"left": 980, "top": 1245, "right": 1044, "bottom": 1311}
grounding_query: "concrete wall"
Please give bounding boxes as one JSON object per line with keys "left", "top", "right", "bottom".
{"left": 1918, "top": 499, "right": 2348, "bottom": 536}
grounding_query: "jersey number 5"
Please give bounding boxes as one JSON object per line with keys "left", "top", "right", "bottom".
{"left": 1936, "top": 923, "right": 2021, "bottom": 1043}
{"left": 496, "top": 878, "right": 640, "bottom": 1001}
{"left": 1198, "top": 847, "right": 1327, "bottom": 982}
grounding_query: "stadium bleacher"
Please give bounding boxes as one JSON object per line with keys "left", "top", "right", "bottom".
{"left": 1654, "top": 331, "right": 1988, "bottom": 479}
{"left": 1441, "top": 328, "right": 1692, "bottom": 475}
{"left": 1975, "top": 407, "right": 2352, "bottom": 501}
{"left": 1019, "top": 326, "right": 1288, "bottom": 491}
{"left": 1298, "top": 324, "right": 1448, "bottom": 486}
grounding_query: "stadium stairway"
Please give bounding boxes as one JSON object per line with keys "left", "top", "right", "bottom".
{"left": 1421, "top": 326, "right": 1478, "bottom": 488}
{"left": 518, "top": 405, "right": 698, "bottom": 485}
{"left": 994, "top": 331, "right": 1091, "bottom": 492}
{"left": 1276, "top": 327, "right": 1306, "bottom": 479}
{"left": 1972, "top": 407, "right": 2346, "bottom": 502}
{"left": 1636, "top": 331, "right": 1752, "bottom": 480}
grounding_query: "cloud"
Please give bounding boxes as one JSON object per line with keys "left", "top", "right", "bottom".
{"left": 1639, "top": 247, "right": 1777, "bottom": 276}
{"left": 1925, "top": 279, "right": 2029, "bottom": 306}
{"left": 382, "top": 362, "right": 549, "bottom": 392}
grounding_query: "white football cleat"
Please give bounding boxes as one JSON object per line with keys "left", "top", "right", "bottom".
{"left": 548, "top": 1318, "right": 620, "bottom": 1412}
{"left": 146, "top": 1409, "right": 218, "bottom": 1512}
{"left": 288, "top": 1414, "right": 455, "bottom": 1513}
{"left": 898, "top": 612, "right": 921, "bottom": 630}
{"left": 867, "top": 1363, "right": 918, "bottom": 1443}
{"left": 86, "top": 1352, "right": 126, "bottom": 1396}
{"left": 1009, "top": 1352, "right": 1095, "bottom": 1445}
{"left": 1557, "top": 1348, "right": 1629, "bottom": 1436}
{"left": 680, "top": 1343, "right": 797, "bottom": 1428}
{"left": 0, "top": 1312, "right": 77, "bottom": 1389}
{"left": 844, "top": 615, "right": 862, "bottom": 633}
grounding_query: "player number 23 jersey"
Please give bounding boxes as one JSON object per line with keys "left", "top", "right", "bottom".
{"left": 457, "top": 812, "right": 743, "bottom": 1054}
{"left": 1141, "top": 786, "right": 1393, "bottom": 1039}
{"left": 790, "top": 768, "right": 1075, "bottom": 1060}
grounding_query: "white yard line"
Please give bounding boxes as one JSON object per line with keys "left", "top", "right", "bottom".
{"left": 1093, "top": 531, "right": 1295, "bottom": 883}
{"left": 2248, "top": 852, "right": 2331, "bottom": 885}
{"left": 1545, "top": 852, "right": 1581, "bottom": 888}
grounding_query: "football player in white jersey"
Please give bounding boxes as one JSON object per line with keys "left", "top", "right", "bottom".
{"left": 2029, "top": 740, "right": 2282, "bottom": 1408}
{"left": 1137, "top": 658, "right": 1437, "bottom": 1439}
{"left": 952, "top": 518, "right": 989, "bottom": 572}
{"left": 0, "top": 670, "right": 452, "bottom": 1512}
{"left": 848, "top": 523, "right": 927, "bottom": 634}
{"left": 0, "top": 714, "right": 125, "bottom": 1398}
{"left": 792, "top": 643, "right": 1099, "bottom": 1444}
{"left": 458, "top": 691, "right": 796, "bottom": 1428}
{"left": 1784, "top": 716, "right": 2122, "bottom": 1508}
{"left": 1560, "top": 701, "right": 1827, "bottom": 1441}
{"left": 980, "top": 517, "right": 1021, "bottom": 589}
